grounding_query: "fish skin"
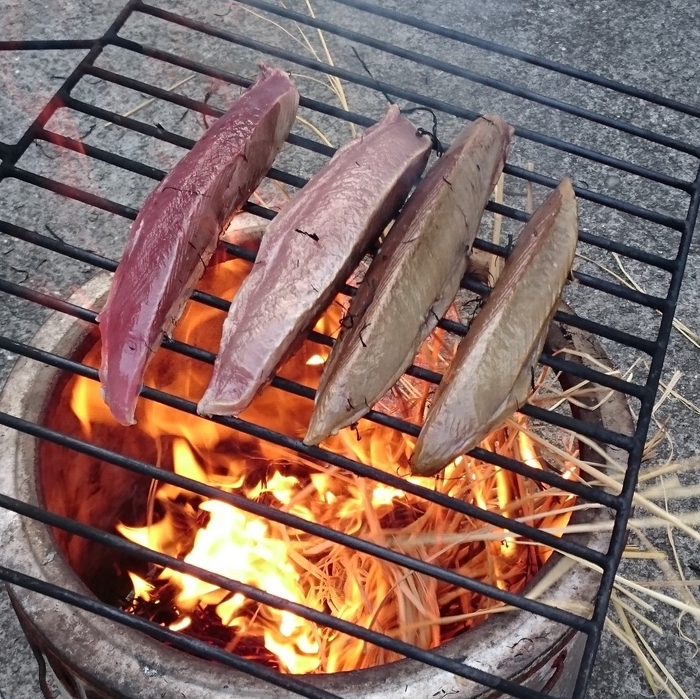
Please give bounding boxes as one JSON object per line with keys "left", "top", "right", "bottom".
{"left": 411, "top": 178, "right": 579, "bottom": 476}
{"left": 97, "top": 65, "right": 299, "bottom": 426}
{"left": 304, "top": 115, "right": 513, "bottom": 447}
{"left": 198, "top": 105, "right": 433, "bottom": 417}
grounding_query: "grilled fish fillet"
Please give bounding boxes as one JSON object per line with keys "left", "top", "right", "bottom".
{"left": 198, "top": 105, "right": 432, "bottom": 417}
{"left": 304, "top": 115, "right": 513, "bottom": 446}
{"left": 97, "top": 65, "right": 299, "bottom": 425}
{"left": 411, "top": 178, "right": 578, "bottom": 476}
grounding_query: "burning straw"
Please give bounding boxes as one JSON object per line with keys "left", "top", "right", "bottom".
{"left": 67, "top": 269, "right": 580, "bottom": 674}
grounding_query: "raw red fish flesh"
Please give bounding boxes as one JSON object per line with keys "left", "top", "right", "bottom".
{"left": 98, "top": 64, "right": 299, "bottom": 425}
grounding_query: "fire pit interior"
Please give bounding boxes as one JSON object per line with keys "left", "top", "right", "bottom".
{"left": 40, "top": 260, "right": 588, "bottom": 676}
{"left": 1, "top": 269, "right": 622, "bottom": 699}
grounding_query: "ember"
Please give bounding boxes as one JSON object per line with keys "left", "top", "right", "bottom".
{"left": 57, "top": 255, "right": 578, "bottom": 675}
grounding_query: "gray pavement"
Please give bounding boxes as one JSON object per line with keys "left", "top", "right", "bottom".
{"left": 1, "top": 1, "right": 699, "bottom": 697}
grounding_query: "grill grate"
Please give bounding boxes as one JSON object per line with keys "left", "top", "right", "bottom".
{"left": 1, "top": 1, "right": 699, "bottom": 697}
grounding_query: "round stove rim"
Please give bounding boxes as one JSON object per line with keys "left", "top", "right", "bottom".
{"left": 0, "top": 272, "right": 626, "bottom": 699}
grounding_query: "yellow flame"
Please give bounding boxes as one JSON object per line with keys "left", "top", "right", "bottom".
{"left": 165, "top": 498, "right": 320, "bottom": 673}
{"left": 127, "top": 572, "right": 153, "bottom": 602}
{"left": 265, "top": 472, "right": 300, "bottom": 506}
{"left": 371, "top": 485, "right": 403, "bottom": 508}
{"left": 169, "top": 616, "right": 192, "bottom": 632}
{"left": 517, "top": 431, "right": 542, "bottom": 469}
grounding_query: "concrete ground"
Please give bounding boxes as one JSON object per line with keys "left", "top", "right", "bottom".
{"left": 1, "top": 0, "right": 699, "bottom": 697}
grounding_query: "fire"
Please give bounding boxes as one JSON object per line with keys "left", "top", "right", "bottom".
{"left": 127, "top": 572, "right": 153, "bottom": 602}
{"left": 159, "top": 497, "right": 322, "bottom": 673}
{"left": 63, "top": 255, "right": 578, "bottom": 674}
{"left": 169, "top": 616, "right": 192, "bottom": 632}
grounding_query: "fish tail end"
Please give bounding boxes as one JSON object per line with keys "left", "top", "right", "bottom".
{"left": 481, "top": 113, "right": 514, "bottom": 137}
{"left": 198, "top": 365, "right": 264, "bottom": 417}
{"left": 305, "top": 390, "right": 369, "bottom": 447}
{"left": 99, "top": 370, "right": 138, "bottom": 427}
{"left": 302, "top": 420, "right": 329, "bottom": 447}
{"left": 409, "top": 443, "right": 443, "bottom": 477}
{"left": 559, "top": 176, "right": 575, "bottom": 197}
{"left": 410, "top": 433, "right": 467, "bottom": 477}
{"left": 257, "top": 62, "right": 291, "bottom": 84}
{"left": 196, "top": 396, "right": 242, "bottom": 418}
{"left": 197, "top": 388, "right": 248, "bottom": 418}
{"left": 97, "top": 333, "right": 146, "bottom": 427}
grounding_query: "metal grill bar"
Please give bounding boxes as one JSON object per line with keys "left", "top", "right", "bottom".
{"left": 537, "top": 355, "right": 646, "bottom": 400}
{"left": 330, "top": 0, "right": 700, "bottom": 120}
{"left": 1, "top": 1, "right": 699, "bottom": 697}
{"left": 63, "top": 95, "right": 330, "bottom": 167}
{"left": 0, "top": 40, "right": 96, "bottom": 50}
{"left": 6, "top": 166, "right": 137, "bottom": 217}
{"left": 549, "top": 312, "right": 657, "bottom": 355}
{"left": 135, "top": 3, "right": 695, "bottom": 192}
{"left": 566, "top": 273, "right": 666, "bottom": 310}
{"left": 0, "top": 275, "right": 622, "bottom": 510}
{"left": 39, "top": 128, "right": 170, "bottom": 180}
{"left": 234, "top": 0, "right": 700, "bottom": 157}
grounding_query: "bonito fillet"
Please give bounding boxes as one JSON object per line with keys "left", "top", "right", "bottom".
{"left": 304, "top": 115, "right": 513, "bottom": 446}
{"left": 97, "top": 64, "right": 299, "bottom": 425}
{"left": 198, "top": 105, "right": 432, "bottom": 417}
{"left": 412, "top": 178, "right": 578, "bottom": 476}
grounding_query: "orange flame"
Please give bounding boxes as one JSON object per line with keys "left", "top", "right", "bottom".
{"left": 67, "top": 256, "right": 576, "bottom": 673}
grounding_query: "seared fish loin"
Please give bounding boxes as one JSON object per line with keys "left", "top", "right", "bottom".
{"left": 305, "top": 115, "right": 514, "bottom": 446}
{"left": 411, "top": 178, "right": 578, "bottom": 476}
{"left": 198, "top": 105, "right": 433, "bottom": 417}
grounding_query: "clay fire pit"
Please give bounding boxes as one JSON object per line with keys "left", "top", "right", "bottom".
{"left": 0, "top": 274, "right": 632, "bottom": 699}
